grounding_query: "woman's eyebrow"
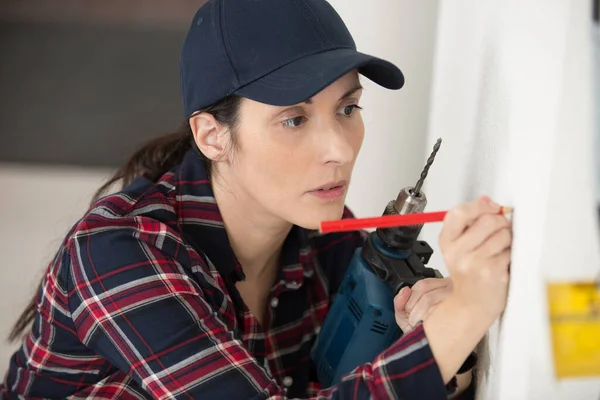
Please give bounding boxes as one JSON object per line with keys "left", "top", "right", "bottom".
{"left": 339, "top": 84, "right": 364, "bottom": 101}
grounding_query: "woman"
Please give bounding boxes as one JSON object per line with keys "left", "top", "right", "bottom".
{"left": 1, "top": 0, "right": 512, "bottom": 399}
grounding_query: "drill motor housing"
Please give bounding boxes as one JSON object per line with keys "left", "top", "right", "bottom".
{"left": 310, "top": 187, "right": 442, "bottom": 387}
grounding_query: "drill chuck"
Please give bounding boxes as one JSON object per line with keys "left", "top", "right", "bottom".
{"left": 376, "top": 139, "right": 441, "bottom": 251}
{"left": 394, "top": 187, "right": 427, "bottom": 214}
{"left": 376, "top": 187, "right": 427, "bottom": 250}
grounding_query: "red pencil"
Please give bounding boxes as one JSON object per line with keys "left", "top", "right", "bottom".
{"left": 319, "top": 207, "right": 512, "bottom": 234}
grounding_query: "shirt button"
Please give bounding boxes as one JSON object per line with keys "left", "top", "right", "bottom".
{"left": 283, "top": 376, "right": 293, "bottom": 387}
{"left": 270, "top": 297, "right": 279, "bottom": 308}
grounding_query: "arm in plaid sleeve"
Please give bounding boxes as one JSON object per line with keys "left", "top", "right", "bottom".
{"left": 67, "top": 218, "right": 448, "bottom": 399}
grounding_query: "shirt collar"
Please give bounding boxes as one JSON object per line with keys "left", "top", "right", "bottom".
{"left": 176, "top": 148, "right": 314, "bottom": 286}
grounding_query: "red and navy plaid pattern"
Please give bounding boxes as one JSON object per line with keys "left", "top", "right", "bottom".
{"left": 1, "top": 148, "right": 448, "bottom": 399}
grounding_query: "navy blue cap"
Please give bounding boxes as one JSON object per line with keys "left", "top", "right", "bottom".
{"left": 180, "top": 0, "right": 405, "bottom": 117}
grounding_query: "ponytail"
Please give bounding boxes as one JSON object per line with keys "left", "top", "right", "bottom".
{"left": 91, "top": 125, "right": 193, "bottom": 205}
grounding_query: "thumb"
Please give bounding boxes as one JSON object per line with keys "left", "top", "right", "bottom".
{"left": 394, "top": 287, "right": 411, "bottom": 309}
{"left": 394, "top": 287, "right": 412, "bottom": 332}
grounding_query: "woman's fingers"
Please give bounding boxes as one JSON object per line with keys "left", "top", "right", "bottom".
{"left": 491, "top": 248, "right": 512, "bottom": 284}
{"left": 407, "top": 287, "right": 450, "bottom": 328}
{"left": 393, "top": 286, "right": 413, "bottom": 332}
{"left": 405, "top": 278, "right": 451, "bottom": 314}
{"left": 475, "top": 227, "right": 512, "bottom": 258}
{"left": 394, "top": 278, "right": 453, "bottom": 331}
{"left": 452, "top": 213, "right": 511, "bottom": 254}
{"left": 439, "top": 197, "right": 500, "bottom": 246}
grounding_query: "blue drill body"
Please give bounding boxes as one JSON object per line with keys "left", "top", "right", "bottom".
{"left": 310, "top": 242, "right": 399, "bottom": 387}
{"left": 310, "top": 223, "right": 439, "bottom": 387}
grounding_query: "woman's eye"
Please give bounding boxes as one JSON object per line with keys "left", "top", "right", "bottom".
{"left": 338, "top": 104, "right": 362, "bottom": 116}
{"left": 282, "top": 116, "right": 306, "bottom": 128}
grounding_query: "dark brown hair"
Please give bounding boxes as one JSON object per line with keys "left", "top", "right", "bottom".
{"left": 8, "top": 95, "right": 242, "bottom": 342}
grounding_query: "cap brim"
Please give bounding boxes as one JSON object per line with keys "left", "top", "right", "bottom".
{"left": 234, "top": 48, "right": 404, "bottom": 106}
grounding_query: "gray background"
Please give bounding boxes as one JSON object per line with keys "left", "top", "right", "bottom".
{"left": 0, "top": 21, "right": 185, "bottom": 167}
{"left": 0, "top": 1, "right": 208, "bottom": 168}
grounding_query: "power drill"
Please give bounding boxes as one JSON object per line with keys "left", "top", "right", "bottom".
{"left": 310, "top": 139, "right": 443, "bottom": 388}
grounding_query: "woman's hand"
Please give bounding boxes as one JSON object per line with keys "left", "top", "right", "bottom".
{"left": 393, "top": 278, "right": 452, "bottom": 332}
{"left": 439, "top": 196, "right": 512, "bottom": 317}
{"left": 421, "top": 196, "right": 513, "bottom": 383}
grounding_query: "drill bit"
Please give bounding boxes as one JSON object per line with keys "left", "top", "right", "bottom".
{"left": 412, "top": 138, "right": 442, "bottom": 196}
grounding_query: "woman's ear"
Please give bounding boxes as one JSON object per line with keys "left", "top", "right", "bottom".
{"left": 189, "top": 112, "right": 230, "bottom": 162}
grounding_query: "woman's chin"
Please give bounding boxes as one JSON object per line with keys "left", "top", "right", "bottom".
{"left": 293, "top": 205, "right": 346, "bottom": 231}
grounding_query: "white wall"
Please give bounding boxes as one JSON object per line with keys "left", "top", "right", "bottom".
{"left": 524, "top": 2, "right": 600, "bottom": 397}
{"left": 420, "top": 0, "right": 600, "bottom": 399}
{"left": 0, "top": 1, "right": 441, "bottom": 377}
{"left": 333, "top": 0, "right": 440, "bottom": 219}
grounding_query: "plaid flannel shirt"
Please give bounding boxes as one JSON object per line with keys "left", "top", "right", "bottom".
{"left": 1, "top": 148, "right": 451, "bottom": 399}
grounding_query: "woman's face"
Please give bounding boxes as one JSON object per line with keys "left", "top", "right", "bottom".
{"left": 222, "top": 72, "right": 365, "bottom": 230}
